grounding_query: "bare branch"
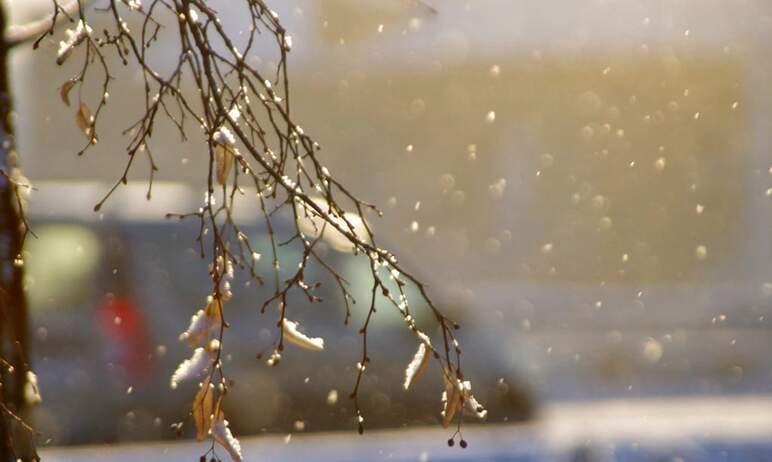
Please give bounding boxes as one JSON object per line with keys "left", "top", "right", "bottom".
{"left": 4, "top": 0, "right": 84, "bottom": 47}
{"left": 35, "top": 0, "right": 484, "bottom": 458}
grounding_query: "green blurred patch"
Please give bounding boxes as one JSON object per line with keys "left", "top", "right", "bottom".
{"left": 25, "top": 224, "right": 102, "bottom": 310}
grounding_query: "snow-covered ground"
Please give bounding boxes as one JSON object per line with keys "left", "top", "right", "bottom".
{"left": 40, "top": 396, "right": 772, "bottom": 461}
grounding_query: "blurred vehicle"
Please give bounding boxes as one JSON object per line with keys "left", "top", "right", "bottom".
{"left": 24, "top": 182, "right": 534, "bottom": 445}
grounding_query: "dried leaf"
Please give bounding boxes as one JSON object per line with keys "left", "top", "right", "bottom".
{"left": 179, "top": 309, "right": 209, "bottom": 347}
{"left": 206, "top": 298, "right": 221, "bottom": 317}
{"left": 212, "top": 126, "right": 237, "bottom": 184}
{"left": 57, "top": 21, "right": 93, "bottom": 65}
{"left": 403, "top": 342, "right": 430, "bottom": 390}
{"left": 295, "top": 196, "right": 370, "bottom": 253}
{"left": 282, "top": 318, "right": 324, "bottom": 351}
{"left": 179, "top": 299, "right": 222, "bottom": 348}
{"left": 462, "top": 391, "right": 488, "bottom": 419}
{"left": 170, "top": 348, "right": 212, "bottom": 389}
{"left": 440, "top": 372, "right": 487, "bottom": 426}
{"left": 60, "top": 79, "right": 77, "bottom": 107}
{"left": 215, "top": 143, "right": 235, "bottom": 185}
{"left": 441, "top": 378, "right": 461, "bottom": 428}
{"left": 192, "top": 376, "right": 214, "bottom": 441}
{"left": 75, "top": 102, "right": 97, "bottom": 143}
{"left": 212, "top": 406, "right": 243, "bottom": 462}
{"left": 453, "top": 378, "right": 487, "bottom": 420}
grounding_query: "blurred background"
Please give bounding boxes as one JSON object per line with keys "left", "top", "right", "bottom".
{"left": 6, "top": 0, "right": 772, "bottom": 460}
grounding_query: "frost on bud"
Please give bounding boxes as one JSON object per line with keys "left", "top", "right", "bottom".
{"left": 179, "top": 299, "right": 222, "bottom": 347}
{"left": 403, "top": 342, "right": 430, "bottom": 390}
{"left": 24, "top": 371, "right": 42, "bottom": 405}
{"left": 171, "top": 348, "right": 214, "bottom": 388}
{"left": 282, "top": 318, "right": 324, "bottom": 351}
{"left": 282, "top": 34, "right": 293, "bottom": 51}
{"left": 227, "top": 106, "right": 241, "bottom": 122}
{"left": 188, "top": 7, "right": 200, "bottom": 22}
{"left": 266, "top": 350, "right": 281, "bottom": 367}
{"left": 207, "top": 338, "right": 221, "bottom": 352}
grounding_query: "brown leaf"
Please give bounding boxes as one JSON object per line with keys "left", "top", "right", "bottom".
{"left": 442, "top": 386, "right": 460, "bottom": 428}
{"left": 403, "top": 342, "right": 430, "bottom": 390}
{"left": 75, "top": 102, "right": 97, "bottom": 143}
{"left": 60, "top": 79, "right": 77, "bottom": 107}
{"left": 211, "top": 399, "right": 243, "bottom": 462}
{"left": 213, "top": 394, "right": 224, "bottom": 422}
{"left": 205, "top": 297, "right": 222, "bottom": 318}
{"left": 441, "top": 369, "right": 461, "bottom": 428}
{"left": 180, "top": 298, "right": 223, "bottom": 348}
{"left": 282, "top": 318, "right": 325, "bottom": 351}
{"left": 192, "top": 376, "right": 214, "bottom": 441}
{"left": 215, "top": 143, "right": 234, "bottom": 185}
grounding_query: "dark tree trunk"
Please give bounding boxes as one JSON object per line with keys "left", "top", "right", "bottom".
{"left": 0, "top": 4, "right": 33, "bottom": 461}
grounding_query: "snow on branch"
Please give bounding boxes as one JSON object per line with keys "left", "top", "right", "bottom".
{"left": 36, "top": 0, "right": 481, "bottom": 457}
